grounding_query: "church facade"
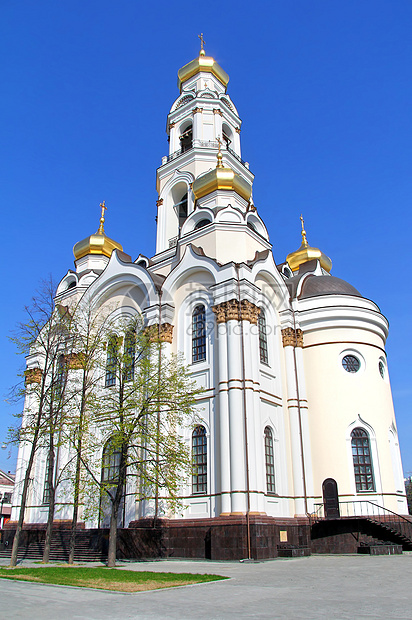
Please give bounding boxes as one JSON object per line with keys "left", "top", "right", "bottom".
{"left": 10, "top": 47, "right": 407, "bottom": 556}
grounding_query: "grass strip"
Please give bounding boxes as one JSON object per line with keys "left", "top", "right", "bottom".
{"left": 0, "top": 566, "right": 227, "bottom": 592}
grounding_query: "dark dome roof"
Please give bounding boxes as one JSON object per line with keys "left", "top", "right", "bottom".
{"left": 299, "top": 275, "right": 362, "bottom": 299}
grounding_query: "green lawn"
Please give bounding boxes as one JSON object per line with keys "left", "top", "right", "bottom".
{"left": 0, "top": 566, "right": 228, "bottom": 592}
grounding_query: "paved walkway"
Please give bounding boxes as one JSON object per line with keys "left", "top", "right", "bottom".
{"left": 1, "top": 554, "right": 412, "bottom": 619}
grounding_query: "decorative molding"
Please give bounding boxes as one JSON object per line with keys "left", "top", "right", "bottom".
{"left": 212, "top": 299, "right": 260, "bottom": 324}
{"left": 168, "top": 121, "right": 176, "bottom": 129}
{"left": 213, "top": 108, "right": 223, "bottom": 116}
{"left": 235, "top": 126, "right": 241, "bottom": 134}
{"left": 192, "top": 107, "right": 203, "bottom": 115}
{"left": 281, "top": 327, "right": 303, "bottom": 348}
{"left": 25, "top": 368, "right": 42, "bottom": 384}
{"left": 156, "top": 198, "right": 163, "bottom": 207}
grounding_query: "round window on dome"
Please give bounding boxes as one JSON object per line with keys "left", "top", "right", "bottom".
{"left": 379, "top": 360, "right": 385, "bottom": 379}
{"left": 342, "top": 355, "right": 360, "bottom": 373}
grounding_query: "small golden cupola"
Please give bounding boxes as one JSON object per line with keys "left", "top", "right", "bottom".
{"left": 286, "top": 215, "right": 332, "bottom": 273}
{"left": 192, "top": 141, "right": 252, "bottom": 203}
{"left": 73, "top": 202, "right": 123, "bottom": 260}
{"left": 177, "top": 33, "right": 229, "bottom": 92}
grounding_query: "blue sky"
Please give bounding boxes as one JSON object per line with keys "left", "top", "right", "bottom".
{"left": 1, "top": 1, "right": 411, "bottom": 474}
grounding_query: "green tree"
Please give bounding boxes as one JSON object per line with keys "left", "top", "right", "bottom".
{"left": 79, "top": 320, "right": 202, "bottom": 567}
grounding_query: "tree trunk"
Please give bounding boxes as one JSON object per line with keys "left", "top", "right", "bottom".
{"left": 10, "top": 464, "right": 32, "bottom": 567}
{"left": 107, "top": 498, "right": 119, "bottom": 567}
{"left": 42, "top": 443, "right": 55, "bottom": 563}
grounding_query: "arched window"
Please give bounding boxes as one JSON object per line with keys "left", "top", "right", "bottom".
{"left": 194, "top": 218, "right": 211, "bottom": 230}
{"left": 351, "top": 428, "right": 375, "bottom": 492}
{"left": 175, "top": 193, "right": 188, "bottom": 230}
{"left": 105, "top": 336, "right": 118, "bottom": 387}
{"left": 258, "top": 310, "right": 268, "bottom": 364}
{"left": 192, "top": 426, "right": 207, "bottom": 494}
{"left": 101, "top": 438, "right": 121, "bottom": 484}
{"left": 264, "top": 427, "right": 276, "bottom": 494}
{"left": 180, "top": 124, "right": 192, "bottom": 153}
{"left": 123, "top": 330, "right": 135, "bottom": 382}
{"left": 192, "top": 305, "right": 206, "bottom": 363}
{"left": 54, "top": 354, "right": 66, "bottom": 398}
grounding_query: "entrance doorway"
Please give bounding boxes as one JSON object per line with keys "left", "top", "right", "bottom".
{"left": 322, "top": 478, "right": 340, "bottom": 519}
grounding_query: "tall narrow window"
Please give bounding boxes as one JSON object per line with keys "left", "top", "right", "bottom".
{"left": 123, "top": 330, "right": 135, "bottom": 382}
{"left": 54, "top": 354, "right": 66, "bottom": 398}
{"left": 101, "top": 438, "right": 121, "bottom": 484}
{"left": 192, "top": 305, "right": 206, "bottom": 363}
{"left": 43, "top": 455, "right": 51, "bottom": 505}
{"left": 105, "top": 336, "right": 118, "bottom": 387}
{"left": 192, "top": 426, "right": 207, "bottom": 494}
{"left": 258, "top": 310, "right": 269, "bottom": 364}
{"left": 264, "top": 427, "right": 276, "bottom": 494}
{"left": 351, "top": 428, "right": 375, "bottom": 492}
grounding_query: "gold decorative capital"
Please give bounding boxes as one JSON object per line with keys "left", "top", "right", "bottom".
{"left": 143, "top": 323, "right": 173, "bottom": 344}
{"left": 192, "top": 107, "right": 203, "bottom": 115}
{"left": 25, "top": 368, "right": 42, "bottom": 384}
{"left": 281, "top": 327, "right": 303, "bottom": 348}
{"left": 212, "top": 299, "right": 260, "bottom": 324}
{"left": 168, "top": 121, "right": 176, "bottom": 129}
{"left": 213, "top": 108, "right": 223, "bottom": 116}
{"left": 156, "top": 198, "right": 163, "bottom": 207}
{"left": 235, "top": 126, "right": 241, "bottom": 134}
{"left": 159, "top": 323, "right": 174, "bottom": 344}
{"left": 67, "top": 353, "right": 85, "bottom": 370}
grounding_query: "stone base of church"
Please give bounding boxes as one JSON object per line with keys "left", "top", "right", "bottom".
{"left": 123, "top": 516, "right": 311, "bottom": 561}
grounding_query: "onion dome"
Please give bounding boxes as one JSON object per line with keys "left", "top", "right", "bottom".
{"left": 299, "top": 275, "right": 361, "bottom": 299}
{"left": 73, "top": 202, "right": 123, "bottom": 260}
{"left": 177, "top": 35, "right": 229, "bottom": 92}
{"left": 286, "top": 215, "right": 332, "bottom": 273}
{"left": 192, "top": 145, "right": 252, "bottom": 203}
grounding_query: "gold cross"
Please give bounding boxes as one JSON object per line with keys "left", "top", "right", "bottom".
{"left": 98, "top": 201, "right": 106, "bottom": 234}
{"left": 300, "top": 214, "right": 308, "bottom": 246}
{"left": 198, "top": 33, "right": 205, "bottom": 55}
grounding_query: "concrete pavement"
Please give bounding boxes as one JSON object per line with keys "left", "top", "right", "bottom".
{"left": 1, "top": 554, "right": 412, "bottom": 619}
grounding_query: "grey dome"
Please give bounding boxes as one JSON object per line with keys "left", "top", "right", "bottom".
{"left": 299, "top": 275, "right": 361, "bottom": 299}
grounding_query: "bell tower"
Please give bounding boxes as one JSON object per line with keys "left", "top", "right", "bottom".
{"left": 154, "top": 40, "right": 255, "bottom": 257}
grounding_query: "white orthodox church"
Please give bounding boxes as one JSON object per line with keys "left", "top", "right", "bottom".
{"left": 10, "top": 45, "right": 408, "bottom": 558}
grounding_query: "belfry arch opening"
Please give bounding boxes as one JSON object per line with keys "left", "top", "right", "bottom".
{"left": 180, "top": 122, "right": 193, "bottom": 153}
{"left": 222, "top": 123, "right": 233, "bottom": 149}
{"left": 172, "top": 182, "right": 189, "bottom": 233}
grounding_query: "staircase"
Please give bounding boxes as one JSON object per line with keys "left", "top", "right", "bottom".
{"left": 0, "top": 530, "right": 107, "bottom": 562}
{"left": 311, "top": 500, "right": 412, "bottom": 552}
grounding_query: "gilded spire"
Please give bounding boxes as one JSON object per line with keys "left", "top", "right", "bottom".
{"left": 198, "top": 33, "right": 206, "bottom": 57}
{"left": 300, "top": 214, "right": 308, "bottom": 248}
{"left": 216, "top": 137, "right": 223, "bottom": 168}
{"left": 97, "top": 201, "right": 106, "bottom": 235}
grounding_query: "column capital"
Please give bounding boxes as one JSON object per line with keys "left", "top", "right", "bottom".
{"left": 281, "top": 327, "right": 303, "bottom": 348}
{"left": 143, "top": 323, "right": 173, "bottom": 344}
{"left": 24, "top": 368, "right": 42, "bottom": 384}
{"left": 212, "top": 299, "right": 260, "bottom": 324}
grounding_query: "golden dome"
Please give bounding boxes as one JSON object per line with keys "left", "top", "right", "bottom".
{"left": 73, "top": 202, "right": 123, "bottom": 261}
{"left": 177, "top": 54, "right": 229, "bottom": 92}
{"left": 286, "top": 215, "right": 332, "bottom": 273}
{"left": 192, "top": 150, "right": 252, "bottom": 203}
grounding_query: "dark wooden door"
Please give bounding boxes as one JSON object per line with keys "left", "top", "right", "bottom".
{"left": 322, "top": 478, "right": 340, "bottom": 519}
